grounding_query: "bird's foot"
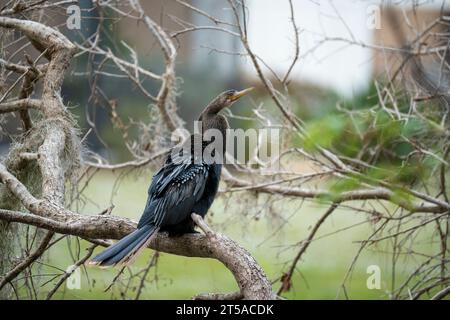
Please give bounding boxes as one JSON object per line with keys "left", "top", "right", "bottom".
{"left": 191, "top": 213, "right": 214, "bottom": 237}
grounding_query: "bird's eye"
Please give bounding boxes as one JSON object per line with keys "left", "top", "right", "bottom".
{"left": 226, "top": 90, "right": 236, "bottom": 99}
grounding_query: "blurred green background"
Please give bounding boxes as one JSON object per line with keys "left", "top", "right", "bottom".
{"left": 40, "top": 169, "right": 437, "bottom": 300}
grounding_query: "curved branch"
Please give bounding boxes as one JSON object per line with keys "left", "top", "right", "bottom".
{"left": 0, "top": 207, "right": 274, "bottom": 299}
{"left": 0, "top": 17, "right": 75, "bottom": 59}
{"left": 191, "top": 213, "right": 274, "bottom": 299}
{"left": 0, "top": 164, "right": 274, "bottom": 299}
{"left": 128, "top": 0, "right": 181, "bottom": 132}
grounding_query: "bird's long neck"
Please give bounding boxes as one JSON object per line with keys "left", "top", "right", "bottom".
{"left": 200, "top": 97, "right": 224, "bottom": 117}
{"left": 200, "top": 113, "right": 228, "bottom": 136}
{"left": 198, "top": 113, "right": 229, "bottom": 158}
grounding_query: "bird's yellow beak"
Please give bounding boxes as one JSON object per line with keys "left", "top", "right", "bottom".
{"left": 230, "top": 87, "right": 254, "bottom": 102}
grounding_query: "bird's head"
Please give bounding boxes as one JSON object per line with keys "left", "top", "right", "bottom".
{"left": 200, "top": 87, "right": 254, "bottom": 117}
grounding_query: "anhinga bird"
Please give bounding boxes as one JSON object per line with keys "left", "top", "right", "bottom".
{"left": 89, "top": 88, "right": 253, "bottom": 266}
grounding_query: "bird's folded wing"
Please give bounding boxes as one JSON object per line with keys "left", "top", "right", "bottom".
{"left": 137, "top": 162, "right": 209, "bottom": 228}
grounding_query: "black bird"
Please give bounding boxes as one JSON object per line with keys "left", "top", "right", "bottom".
{"left": 89, "top": 88, "right": 253, "bottom": 266}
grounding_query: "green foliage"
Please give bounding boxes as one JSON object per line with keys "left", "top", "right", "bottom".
{"left": 326, "top": 176, "right": 362, "bottom": 202}
{"left": 290, "top": 80, "right": 445, "bottom": 191}
{"left": 302, "top": 114, "right": 347, "bottom": 151}
{"left": 390, "top": 189, "right": 414, "bottom": 209}
{"left": 330, "top": 177, "right": 361, "bottom": 193}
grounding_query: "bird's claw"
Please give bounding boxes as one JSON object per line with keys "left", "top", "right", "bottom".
{"left": 191, "top": 213, "right": 214, "bottom": 237}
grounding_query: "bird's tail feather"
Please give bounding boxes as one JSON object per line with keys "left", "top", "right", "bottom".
{"left": 88, "top": 225, "right": 158, "bottom": 267}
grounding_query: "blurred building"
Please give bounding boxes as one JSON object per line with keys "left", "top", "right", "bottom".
{"left": 373, "top": 6, "right": 450, "bottom": 74}
{"left": 245, "top": 0, "right": 449, "bottom": 97}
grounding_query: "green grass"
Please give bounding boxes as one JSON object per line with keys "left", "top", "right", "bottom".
{"left": 40, "top": 170, "right": 438, "bottom": 300}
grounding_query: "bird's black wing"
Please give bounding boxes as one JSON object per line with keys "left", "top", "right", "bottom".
{"left": 137, "top": 159, "right": 209, "bottom": 228}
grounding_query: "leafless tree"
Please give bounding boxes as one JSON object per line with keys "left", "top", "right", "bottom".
{"left": 0, "top": 0, "right": 448, "bottom": 300}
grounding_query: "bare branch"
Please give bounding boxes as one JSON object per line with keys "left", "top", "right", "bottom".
{"left": 222, "top": 169, "right": 447, "bottom": 214}
{"left": 431, "top": 285, "right": 450, "bottom": 300}
{"left": 129, "top": 0, "right": 181, "bottom": 132}
{"left": 46, "top": 244, "right": 97, "bottom": 300}
{"left": 0, "top": 231, "right": 54, "bottom": 291}
{"left": 278, "top": 203, "right": 338, "bottom": 294}
{"left": 0, "top": 99, "right": 42, "bottom": 113}
{"left": 281, "top": 0, "right": 300, "bottom": 85}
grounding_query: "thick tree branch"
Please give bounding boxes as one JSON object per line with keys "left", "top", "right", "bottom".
{"left": 37, "top": 126, "right": 66, "bottom": 204}
{"left": 0, "top": 164, "right": 274, "bottom": 299}
{"left": 191, "top": 213, "right": 274, "bottom": 299}
{"left": 193, "top": 292, "right": 244, "bottom": 300}
{"left": 0, "top": 208, "right": 274, "bottom": 299}
{"left": 0, "top": 16, "right": 76, "bottom": 206}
